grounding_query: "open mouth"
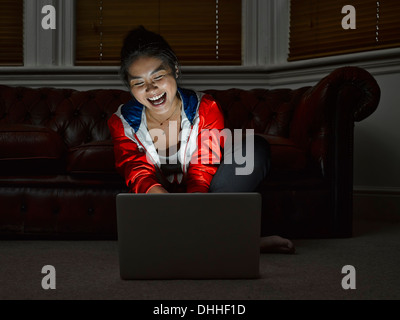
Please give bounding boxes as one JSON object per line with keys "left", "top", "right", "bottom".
{"left": 147, "top": 92, "right": 166, "bottom": 106}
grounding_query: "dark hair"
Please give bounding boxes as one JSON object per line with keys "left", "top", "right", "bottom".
{"left": 120, "top": 26, "right": 180, "bottom": 88}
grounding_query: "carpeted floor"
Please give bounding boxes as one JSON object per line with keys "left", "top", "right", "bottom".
{"left": 0, "top": 217, "right": 399, "bottom": 300}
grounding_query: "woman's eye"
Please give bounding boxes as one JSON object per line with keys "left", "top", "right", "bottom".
{"left": 154, "top": 75, "right": 165, "bottom": 81}
{"left": 133, "top": 82, "right": 144, "bottom": 87}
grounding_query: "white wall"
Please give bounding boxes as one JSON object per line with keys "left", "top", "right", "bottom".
{"left": 353, "top": 72, "right": 400, "bottom": 190}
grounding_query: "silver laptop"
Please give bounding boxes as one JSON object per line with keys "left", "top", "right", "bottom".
{"left": 116, "top": 193, "right": 261, "bottom": 280}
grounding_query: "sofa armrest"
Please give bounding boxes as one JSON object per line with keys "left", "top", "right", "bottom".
{"left": 288, "top": 66, "right": 380, "bottom": 236}
{"left": 289, "top": 66, "right": 381, "bottom": 177}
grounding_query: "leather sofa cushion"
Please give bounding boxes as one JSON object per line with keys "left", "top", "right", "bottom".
{"left": 0, "top": 124, "right": 66, "bottom": 174}
{"left": 67, "top": 140, "right": 115, "bottom": 174}
{"left": 261, "top": 134, "right": 307, "bottom": 173}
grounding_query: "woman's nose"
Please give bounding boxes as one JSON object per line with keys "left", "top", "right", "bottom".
{"left": 145, "top": 81, "right": 157, "bottom": 92}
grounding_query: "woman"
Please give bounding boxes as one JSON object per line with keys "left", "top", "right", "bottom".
{"left": 108, "top": 26, "right": 294, "bottom": 253}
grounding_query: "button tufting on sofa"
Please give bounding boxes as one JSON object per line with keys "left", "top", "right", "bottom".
{"left": 20, "top": 204, "right": 27, "bottom": 212}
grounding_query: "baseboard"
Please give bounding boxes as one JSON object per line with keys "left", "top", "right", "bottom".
{"left": 353, "top": 187, "right": 400, "bottom": 222}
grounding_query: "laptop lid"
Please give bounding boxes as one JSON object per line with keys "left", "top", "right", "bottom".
{"left": 116, "top": 193, "right": 261, "bottom": 280}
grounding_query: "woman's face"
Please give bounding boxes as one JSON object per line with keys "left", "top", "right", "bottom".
{"left": 128, "top": 56, "right": 179, "bottom": 117}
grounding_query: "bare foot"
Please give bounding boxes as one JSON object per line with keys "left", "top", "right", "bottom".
{"left": 260, "top": 235, "right": 295, "bottom": 254}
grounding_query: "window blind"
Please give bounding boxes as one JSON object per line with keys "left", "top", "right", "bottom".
{"left": 75, "top": 0, "right": 242, "bottom": 66}
{"left": 0, "top": 0, "right": 23, "bottom": 66}
{"left": 288, "top": 0, "right": 400, "bottom": 61}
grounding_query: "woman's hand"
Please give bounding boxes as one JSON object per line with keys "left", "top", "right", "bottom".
{"left": 147, "top": 185, "right": 169, "bottom": 194}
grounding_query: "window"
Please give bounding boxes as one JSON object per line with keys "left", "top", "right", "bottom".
{"left": 288, "top": 0, "right": 400, "bottom": 61}
{"left": 0, "top": 0, "right": 24, "bottom": 66}
{"left": 75, "top": 0, "right": 242, "bottom": 66}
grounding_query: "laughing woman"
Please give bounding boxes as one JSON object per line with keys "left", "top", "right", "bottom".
{"left": 108, "top": 26, "right": 294, "bottom": 254}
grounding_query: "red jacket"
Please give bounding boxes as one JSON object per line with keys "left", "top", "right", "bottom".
{"left": 108, "top": 88, "right": 225, "bottom": 193}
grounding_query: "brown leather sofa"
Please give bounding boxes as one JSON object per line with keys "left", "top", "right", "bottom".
{"left": 0, "top": 66, "right": 380, "bottom": 239}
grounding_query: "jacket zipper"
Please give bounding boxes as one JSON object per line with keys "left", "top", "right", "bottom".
{"left": 183, "top": 125, "right": 194, "bottom": 176}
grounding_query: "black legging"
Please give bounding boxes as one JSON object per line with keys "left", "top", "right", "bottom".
{"left": 209, "top": 135, "right": 271, "bottom": 193}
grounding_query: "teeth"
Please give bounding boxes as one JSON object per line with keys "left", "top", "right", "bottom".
{"left": 148, "top": 93, "right": 165, "bottom": 101}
